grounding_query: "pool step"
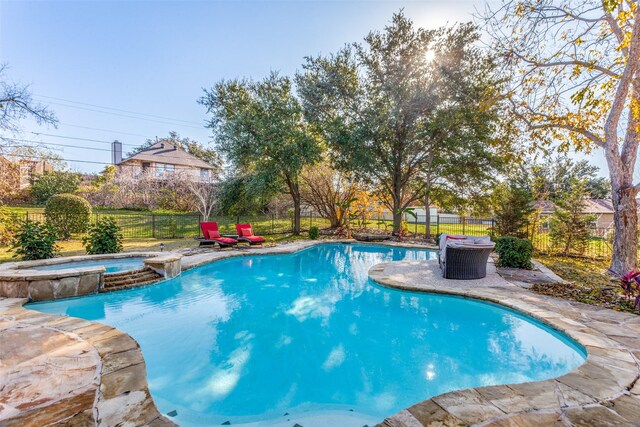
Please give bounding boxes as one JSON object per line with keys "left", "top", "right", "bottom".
{"left": 101, "top": 267, "right": 163, "bottom": 292}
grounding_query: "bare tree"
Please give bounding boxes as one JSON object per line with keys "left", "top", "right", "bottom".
{"left": 172, "top": 171, "right": 219, "bottom": 220}
{"left": 482, "top": 0, "right": 640, "bottom": 273}
{"left": 0, "top": 64, "right": 57, "bottom": 141}
{"left": 300, "top": 162, "right": 359, "bottom": 228}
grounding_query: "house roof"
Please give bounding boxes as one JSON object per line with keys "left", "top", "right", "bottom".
{"left": 118, "top": 142, "right": 216, "bottom": 170}
{"left": 535, "top": 199, "right": 615, "bottom": 214}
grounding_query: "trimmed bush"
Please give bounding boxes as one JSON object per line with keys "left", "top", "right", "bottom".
{"left": 83, "top": 217, "right": 123, "bottom": 254}
{"left": 495, "top": 236, "right": 533, "bottom": 269}
{"left": 309, "top": 226, "right": 320, "bottom": 240}
{"left": 45, "top": 194, "right": 92, "bottom": 239}
{"left": 11, "top": 219, "right": 59, "bottom": 260}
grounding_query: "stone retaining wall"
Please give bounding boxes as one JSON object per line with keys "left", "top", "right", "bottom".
{"left": 0, "top": 252, "right": 163, "bottom": 302}
{"left": 0, "top": 269, "right": 103, "bottom": 301}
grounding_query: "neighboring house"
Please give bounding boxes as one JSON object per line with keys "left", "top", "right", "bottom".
{"left": 112, "top": 141, "right": 217, "bottom": 181}
{"left": 534, "top": 199, "right": 617, "bottom": 229}
{"left": 0, "top": 155, "right": 53, "bottom": 189}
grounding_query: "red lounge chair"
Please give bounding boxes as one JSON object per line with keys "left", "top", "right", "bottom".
{"left": 235, "top": 223, "right": 266, "bottom": 245}
{"left": 197, "top": 222, "right": 238, "bottom": 248}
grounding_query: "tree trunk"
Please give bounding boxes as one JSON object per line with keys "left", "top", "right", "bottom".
{"left": 610, "top": 181, "right": 638, "bottom": 274}
{"left": 424, "top": 188, "right": 431, "bottom": 240}
{"left": 392, "top": 197, "right": 403, "bottom": 233}
{"left": 292, "top": 189, "right": 301, "bottom": 236}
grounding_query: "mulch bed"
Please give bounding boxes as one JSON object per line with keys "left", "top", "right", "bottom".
{"left": 531, "top": 281, "right": 638, "bottom": 314}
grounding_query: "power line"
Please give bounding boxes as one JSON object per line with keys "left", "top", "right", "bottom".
{"left": 4, "top": 153, "right": 114, "bottom": 166}
{"left": 58, "top": 121, "right": 152, "bottom": 138}
{"left": 35, "top": 94, "right": 204, "bottom": 126}
{"left": 40, "top": 99, "right": 206, "bottom": 129}
{"left": 29, "top": 133, "right": 138, "bottom": 147}
{"left": 9, "top": 141, "right": 112, "bottom": 153}
{"left": 4, "top": 152, "right": 164, "bottom": 170}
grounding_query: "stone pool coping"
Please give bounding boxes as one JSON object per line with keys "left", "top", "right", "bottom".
{"left": 0, "top": 297, "right": 176, "bottom": 426}
{"left": 0, "top": 251, "right": 162, "bottom": 273}
{"left": 2, "top": 239, "right": 638, "bottom": 426}
{"left": 369, "top": 260, "right": 640, "bottom": 426}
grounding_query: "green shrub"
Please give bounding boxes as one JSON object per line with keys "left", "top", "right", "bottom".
{"left": 0, "top": 206, "right": 18, "bottom": 247}
{"left": 83, "top": 217, "right": 123, "bottom": 254}
{"left": 309, "top": 226, "right": 319, "bottom": 240}
{"left": 45, "top": 194, "right": 92, "bottom": 239}
{"left": 495, "top": 236, "right": 533, "bottom": 269}
{"left": 11, "top": 219, "right": 59, "bottom": 260}
{"left": 30, "top": 171, "right": 81, "bottom": 204}
{"left": 549, "top": 178, "right": 596, "bottom": 255}
{"left": 164, "top": 217, "right": 178, "bottom": 239}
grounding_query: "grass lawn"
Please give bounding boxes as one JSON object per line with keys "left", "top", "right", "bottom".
{"left": 533, "top": 255, "right": 638, "bottom": 314}
{"left": 0, "top": 234, "right": 310, "bottom": 264}
{"left": 5, "top": 207, "right": 320, "bottom": 239}
{"left": 362, "top": 219, "right": 492, "bottom": 237}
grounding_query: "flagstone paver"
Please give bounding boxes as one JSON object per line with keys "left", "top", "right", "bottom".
{"left": 0, "top": 298, "right": 175, "bottom": 427}
{"left": 369, "top": 259, "right": 640, "bottom": 427}
{"left": 2, "top": 241, "right": 639, "bottom": 426}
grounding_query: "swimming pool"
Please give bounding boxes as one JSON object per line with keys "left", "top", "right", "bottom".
{"left": 29, "top": 244, "right": 586, "bottom": 426}
{"left": 27, "top": 257, "right": 146, "bottom": 274}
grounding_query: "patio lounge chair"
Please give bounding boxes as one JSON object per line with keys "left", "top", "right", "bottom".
{"left": 439, "top": 234, "right": 495, "bottom": 280}
{"left": 197, "top": 222, "right": 238, "bottom": 248}
{"left": 235, "top": 223, "right": 266, "bottom": 245}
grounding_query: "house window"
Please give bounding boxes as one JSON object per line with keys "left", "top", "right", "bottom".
{"left": 155, "top": 163, "right": 175, "bottom": 178}
{"left": 200, "top": 168, "right": 210, "bottom": 181}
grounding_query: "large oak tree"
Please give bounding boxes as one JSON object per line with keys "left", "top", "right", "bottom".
{"left": 297, "top": 13, "right": 511, "bottom": 232}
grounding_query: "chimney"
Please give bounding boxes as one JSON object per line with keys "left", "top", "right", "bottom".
{"left": 111, "top": 140, "right": 123, "bottom": 164}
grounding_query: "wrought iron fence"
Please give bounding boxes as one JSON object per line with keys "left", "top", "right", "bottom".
{"left": 12, "top": 210, "right": 616, "bottom": 259}
{"left": 13, "top": 210, "right": 329, "bottom": 240}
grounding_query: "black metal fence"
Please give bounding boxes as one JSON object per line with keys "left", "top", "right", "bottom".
{"left": 356, "top": 214, "right": 613, "bottom": 259}
{"left": 13, "top": 210, "right": 616, "bottom": 259}
{"left": 14, "top": 210, "right": 330, "bottom": 240}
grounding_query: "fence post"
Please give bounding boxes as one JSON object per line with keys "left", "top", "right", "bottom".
{"left": 436, "top": 214, "right": 439, "bottom": 236}
{"left": 152, "top": 214, "right": 156, "bottom": 238}
{"left": 271, "top": 214, "right": 275, "bottom": 234}
{"left": 414, "top": 214, "right": 417, "bottom": 234}
{"left": 309, "top": 211, "right": 313, "bottom": 230}
{"left": 462, "top": 216, "right": 466, "bottom": 235}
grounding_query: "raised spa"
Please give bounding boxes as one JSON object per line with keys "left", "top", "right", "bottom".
{"left": 26, "top": 257, "right": 146, "bottom": 274}
{"left": 29, "top": 244, "right": 586, "bottom": 427}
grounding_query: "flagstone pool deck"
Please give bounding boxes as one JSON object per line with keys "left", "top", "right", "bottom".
{"left": 1, "top": 240, "right": 639, "bottom": 426}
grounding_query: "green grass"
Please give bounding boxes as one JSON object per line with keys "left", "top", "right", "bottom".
{"left": 353, "top": 219, "right": 492, "bottom": 237}
{"left": 530, "top": 233, "right": 613, "bottom": 259}
{"left": 5, "top": 208, "right": 323, "bottom": 240}
{"left": 0, "top": 233, "right": 311, "bottom": 263}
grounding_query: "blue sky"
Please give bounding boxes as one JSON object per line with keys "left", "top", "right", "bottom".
{"left": 0, "top": 0, "right": 604, "bottom": 175}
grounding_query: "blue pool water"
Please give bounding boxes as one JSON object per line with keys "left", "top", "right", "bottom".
{"left": 29, "top": 244, "right": 586, "bottom": 426}
{"left": 27, "top": 257, "right": 145, "bottom": 274}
